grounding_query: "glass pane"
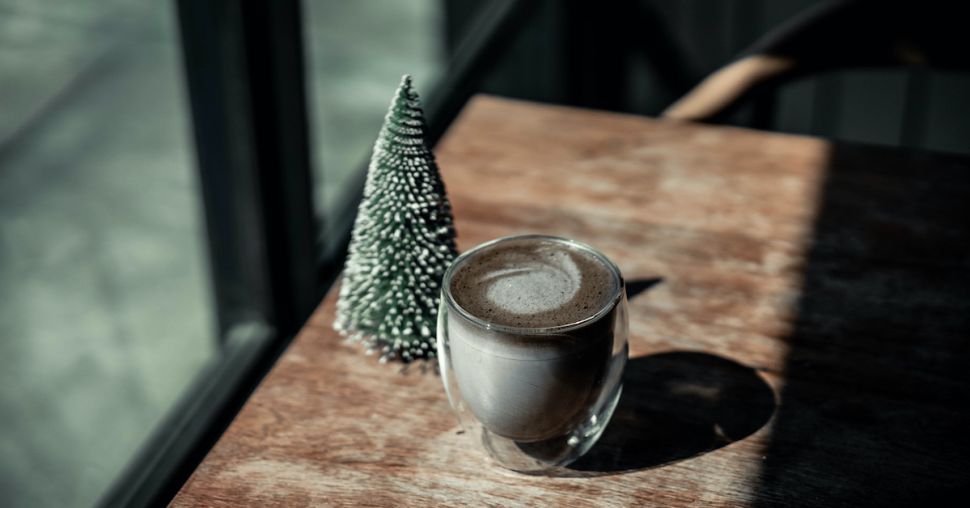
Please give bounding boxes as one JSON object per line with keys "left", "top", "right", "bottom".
{"left": 0, "top": 1, "right": 216, "bottom": 506}
{"left": 302, "top": 0, "right": 447, "bottom": 236}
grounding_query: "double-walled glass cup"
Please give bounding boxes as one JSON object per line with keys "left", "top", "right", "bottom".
{"left": 437, "top": 235, "right": 629, "bottom": 473}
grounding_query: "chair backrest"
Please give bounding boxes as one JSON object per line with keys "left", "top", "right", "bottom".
{"left": 656, "top": 0, "right": 970, "bottom": 155}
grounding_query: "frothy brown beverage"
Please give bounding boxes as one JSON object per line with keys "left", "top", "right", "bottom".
{"left": 444, "top": 236, "right": 624, "bottom": 442}
{"left": 449, "top": 237, "right": 618, "bottom": 329}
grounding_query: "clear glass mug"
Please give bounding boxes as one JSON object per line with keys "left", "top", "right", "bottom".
{"left": 436, "top": 235, "right": 629, "bottom": 473}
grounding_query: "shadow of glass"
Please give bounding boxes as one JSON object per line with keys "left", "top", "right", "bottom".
{"left": 626, "top": 277, "right": 663, "bottom": 300}
{"left": 567, "top": 351, "right": 776, "bottom": 475}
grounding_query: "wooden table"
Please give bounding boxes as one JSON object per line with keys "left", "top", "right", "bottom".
{"left": 172, "top": 96, "right": 970, "bottom": 507}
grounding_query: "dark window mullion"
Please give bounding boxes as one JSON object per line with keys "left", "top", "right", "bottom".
{"left": 97, "top": 1, "right": 319, "bottom": 506}
{"left": 178, "top": 0, "right": 319, "bottom": 341}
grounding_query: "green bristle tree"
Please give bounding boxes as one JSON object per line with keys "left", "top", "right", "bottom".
{"left": 334, "top": 75, "right": 458, "bottom": 363}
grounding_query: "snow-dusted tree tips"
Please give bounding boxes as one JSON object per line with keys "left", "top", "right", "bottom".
{"left": 334, "top": 75, "right": 458, "bottom": 363}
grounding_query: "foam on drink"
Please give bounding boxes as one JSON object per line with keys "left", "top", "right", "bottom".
{"left": 449, "top": 238, "right": 618, "bottom": 329}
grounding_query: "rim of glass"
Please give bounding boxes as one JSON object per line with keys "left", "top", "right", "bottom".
{"left": 441, "top": 234, "right": 624, "bottom": 335}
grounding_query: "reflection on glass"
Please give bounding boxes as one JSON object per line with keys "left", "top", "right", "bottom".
{"left": 0, "top": 1, "right": 215, "bottom": 506}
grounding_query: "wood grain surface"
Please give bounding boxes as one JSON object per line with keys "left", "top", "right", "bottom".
{"left": 171, "top": 96, "right": 970, "bottom": 507}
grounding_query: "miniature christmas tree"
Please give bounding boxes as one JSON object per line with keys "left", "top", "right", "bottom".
{"left": 334, "top": 75, "right": 458, "bottom": 363}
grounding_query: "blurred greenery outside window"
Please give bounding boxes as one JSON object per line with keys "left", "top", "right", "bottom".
{"left": 0, "top": 1, "right": 214, "bottom": 506}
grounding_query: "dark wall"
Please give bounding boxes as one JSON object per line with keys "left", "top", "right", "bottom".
{"left": 446, "top": 0, "right": 970, "bottom": 155}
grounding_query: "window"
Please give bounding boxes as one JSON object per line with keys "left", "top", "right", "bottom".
{"left": 0, "top": 2, "right": 215, "bottom": 506}
{"left": 303, "top": 1, "right": 447, "bottom": 244}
